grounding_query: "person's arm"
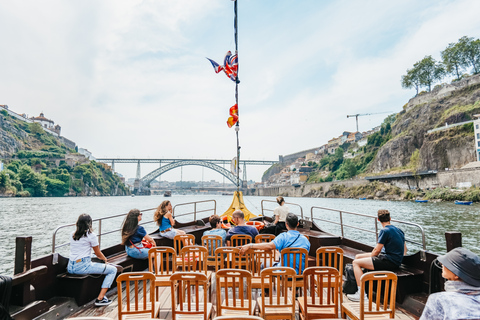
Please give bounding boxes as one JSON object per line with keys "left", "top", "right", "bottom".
{"left": 239, "top": 241, "right": 276, "bottom": 255}
{"left": 371, "top": 243, "right": 384, "bottom": 257}
{"left": 92, "top": 245, "right": 107, "bottom": 262}
{"left": 274, "top": 215, "right": 279, "bottom": 224}
{"left": 144, "top": 234, "right": 156, "bottom": 247}
{"left": 404, "top": 242, "right": 407, "bottom": 255}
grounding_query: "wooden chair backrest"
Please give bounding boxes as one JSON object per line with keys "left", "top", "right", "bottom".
{"left": 216, "top": 269, "right": 253, "bottom": 316}
{"left": 303, "top": 267, "right": 340, "bottom": 317}
{"left": 214, "top": 247, "right": 240, "bottom": 271}
{"left": 250, "top": 248, "right": 274, "bottom": 278}
{"left": 170, "top": 272, "right": 209, "bottom": 320}
{"left": 180, "top": 245, "right": 208, "bottom": 274}
{"left": 260, "top": 267, "right": 296, "bottom": 310}
{"left": 213, "top": 316, "right": 263, "bottom": 320}
{"left": 255, "top": 234, "right": 275, "bottom": 243}
{"left": 173, "top": 234, "right": 195, "bottom": 255}
{"left": 116, "top": 272, "right": 156, "bottom": 320}
{"left": 360, "top": 271, "right": 397, "bottom": 319}
{"left": 202, "top": 234, "right": 223, "bottom": 260}
{"left": 316, "top": 247, "right": 344, "bottom": 274}
{"left": 231, "top": 234, "right": 252, "bottom": 247}
{"left": 148, "top": 246, "right": 176, "bottom": 276}
{"left": 280, "top": 247, "right": 309, "bottom": 275}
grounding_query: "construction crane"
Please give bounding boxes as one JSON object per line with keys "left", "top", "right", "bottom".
{"left": 347, "top": 111, "right": 392, "bottom": 132}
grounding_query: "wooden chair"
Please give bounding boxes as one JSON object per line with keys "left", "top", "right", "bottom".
{"left": 148, "top": 247, "right": 176, "bottom": 300}
{"left": 280, "top": 247, "right": 309, "bottom": 294}
{"left": 116, "top": 272, "right": 158, "bottom": 320}
{"left": 316, "top": 246, "right": 344, "bottom": 304}
{"left": 216, "top": 269, "right": 255, "bottom": 316}
{"left": 202, "top": 234, "right": 223, "bottom": 269}
{"left": 341, "top": 271, "right": 398, "bottom": 320}
{"left": 298, "top": 267, "right": 340, "bottom": 320}
{"left": 255, "top": 234, "right": 275, "bottom": 243}
{"left": 214, "top": 247, "right": 240, "bottom": 271}
{"left": 180, "top": 245, "right": 212, "bottom": 300}
{"left": 213, "top": 316, "right": 263, "bottom": 320}
{"left": 174, "top": 234, "right": 196, "bottom": 268}
{"left": 249, "top": 248, "right": 275, "bottom": 293}
{"left": 257, "top": 267, "right": 296, "bottom": 320}
{"left": 230, "top": 234, "right": 252, "bottom": 247}
{"left": 170, "top": 272, "right": 213, "bottom": 320}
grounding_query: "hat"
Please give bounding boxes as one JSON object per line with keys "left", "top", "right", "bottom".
{"left": 437, "top": 247, "right": 480, "bottom": 287}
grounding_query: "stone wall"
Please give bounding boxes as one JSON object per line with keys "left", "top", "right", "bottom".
{"left": 280, "top": 147, "right": 322, "bottom": 164}
{"left": 254, "top": 179, "right": 369, "bottom": 197}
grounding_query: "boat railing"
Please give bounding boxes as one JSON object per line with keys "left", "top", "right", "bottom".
{"left": 310, "top": 206, "right": 427, "bottom": 261}
{"left": 52, "top": 207, "right": 158, "bottom": 253}
{"left": 260, "top": 200, "right": 304, "bottom": 219}
{"left": 172, "top": 199, "right": 216, "bottom": 222}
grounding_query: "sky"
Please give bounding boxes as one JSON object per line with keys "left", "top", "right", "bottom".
{"left": 1, "top": 0, "right": 480, "bottom": 183}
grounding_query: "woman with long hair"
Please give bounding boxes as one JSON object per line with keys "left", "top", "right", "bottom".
{"left": 153, "top": 200, "right": 185, "bottom": 239}
{"left": 121, "top": 209, "right": 156, "bottom": 259}
{"left": 274, "top": 196, "right": 289, "bottom": 236}
{"left": 67, "top": 214, "right": 117, "bottom": 307}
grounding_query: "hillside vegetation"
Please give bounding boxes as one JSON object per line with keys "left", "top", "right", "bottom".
{"left": 0, "top": 109, "right": 129, "bottom": 197}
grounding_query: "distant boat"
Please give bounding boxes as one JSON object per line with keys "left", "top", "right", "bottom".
{"left": 359, "top": 197, "right": 366, "bottom": 200}
{"left": 455, "top": 200, "right": 472, "bottom": 205}
{"left": 164, "top": 191, "right": 172, "bottom": 197}
{"left": 415, "top": 199, "right": 428, "bottom": 203}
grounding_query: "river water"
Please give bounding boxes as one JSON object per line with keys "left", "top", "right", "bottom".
{"left": 1, "top": 194, "right": 479, "bottom": 275}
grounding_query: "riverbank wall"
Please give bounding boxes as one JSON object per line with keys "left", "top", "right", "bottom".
{"left": 253, "top": 167, "right": 480, "bottom": 198}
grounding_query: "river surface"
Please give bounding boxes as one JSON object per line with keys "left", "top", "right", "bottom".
{"left": 1, "top": 194, "right": 479, "bottom": 275}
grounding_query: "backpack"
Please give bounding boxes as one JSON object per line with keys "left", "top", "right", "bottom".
{"left": 343, "top": 263, "right": 357, "bottom": 294}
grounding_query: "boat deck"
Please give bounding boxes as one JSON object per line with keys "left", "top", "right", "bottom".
{"left": 67, "top": 272, "right": 418, "bottom": 320}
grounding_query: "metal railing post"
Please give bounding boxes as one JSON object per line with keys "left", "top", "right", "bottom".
{"left": 374, "top": 218, "right": 378, "bottom": 242}
{"left": 339, "top": 211, "right": 344, "bottom": 238}
{"left": 98, "top": 220, "right": 102, "bottom": 249}
{"left": 194, "top": 202, "right": 197, "bottom": 221}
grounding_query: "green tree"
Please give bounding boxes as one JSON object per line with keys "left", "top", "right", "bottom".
{"left": 401, "top": 67, "right": 421, "bottom": 95}
{"left": 45, "top": 177, "right": 68, "bottom": 197}
{"left": 28, "top": 122, "right": 44, "bottom": 134}
{"left": 18, "top": 164, "right": 46, "bottom": 196}
{"left": 458, "top": 36, "right": 480, "bottom": 74}
{"left": 417, "top": 56, "right": 445, "bottom": 92}
{"left": 441, "top": 41, "right": 466, "bottom": 80}
{"left": 6, "top": 160, "right": 22, "bottom": 173}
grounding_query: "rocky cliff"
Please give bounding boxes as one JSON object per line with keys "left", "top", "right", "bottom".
{"left": 372, "top": 82, "right": 480, "bottom": 172}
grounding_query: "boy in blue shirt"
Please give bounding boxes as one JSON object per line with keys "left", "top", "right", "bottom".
{"left": 347, "top": 209, "right": 406, "bottom": 302}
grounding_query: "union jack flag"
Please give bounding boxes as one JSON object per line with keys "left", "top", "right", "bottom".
{"left": 206, "top": 51, "right": 239, "bottom": 83}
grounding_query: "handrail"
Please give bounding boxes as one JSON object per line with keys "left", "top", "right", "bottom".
{"left": 260, "top": 200, "right": 304, "bottom": 219}
{"left": 52, "top": 207, "right": 157, "bottom": 253}
{"left": 173, "top": 200, "right": 216, "bottom": 221}
{"left": 310, "top": 206, "right": 427, "bottom": 259}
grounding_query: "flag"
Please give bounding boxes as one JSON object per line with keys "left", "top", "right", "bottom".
{"left": 206, "top": 51, "right": 239, "bottom": 82}
{"left": 206, "top": 58, "right": 223, "bottom": 73}
{"left": 227, "top": 104, "right": 238, "bottom": 128}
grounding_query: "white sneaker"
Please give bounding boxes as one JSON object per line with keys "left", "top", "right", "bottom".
{"left": 346, "top": 291, "right": 368, "bottom": 302}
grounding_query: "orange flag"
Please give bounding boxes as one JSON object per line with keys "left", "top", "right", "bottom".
{"left": 227, "top": 104, "right": 238, "bottom": 128}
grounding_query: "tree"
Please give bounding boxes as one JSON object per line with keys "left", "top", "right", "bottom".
{"left": 458, "top": 36, "right": 480, "bottom": 74}
{"left": 18, "top": 164, "right": 46, "bottom": 196}
{"left": 416, "top": 56, "right": 445, "bottom": 92}
{"left": 401, "top": 67, "right": 421, "bottom": 95}
{"left": 441, "top": 41, "right": 466, "bottom": 80}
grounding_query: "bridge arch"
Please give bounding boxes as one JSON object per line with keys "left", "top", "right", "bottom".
{"left": 141, "top": 160, "right": 241, "bottom": 187}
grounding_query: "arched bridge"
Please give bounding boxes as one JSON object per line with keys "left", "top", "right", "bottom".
{"left": 96, "top": 158, "right": 278, "bottom": 188}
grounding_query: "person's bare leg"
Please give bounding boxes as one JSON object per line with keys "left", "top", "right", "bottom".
{"left": 352, "top": 257, "right": 374, "bottom": 286}
{"left": 97, "top": 287, "right": 108, "bottom": 300}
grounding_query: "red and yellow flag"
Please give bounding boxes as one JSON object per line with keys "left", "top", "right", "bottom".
{"left": 227, "top": 104, "right": 238, "bottom": 128}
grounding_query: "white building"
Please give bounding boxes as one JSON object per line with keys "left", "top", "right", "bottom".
{"left": 78, "top": 148, "right": 96, "bottom": 161}
{"left": 474, "top": 115, "right": 480, "bottom": 161}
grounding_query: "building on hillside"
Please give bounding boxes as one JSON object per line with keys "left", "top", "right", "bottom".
{"left": 290, "top": 172, "right": 300, "bottom": 185}
{"left": 31, "top": 113, "right": 61, "bottom": 135}
{"left": 474, "top": 115, "right": 480, "bottom": 161}
{"left": 305, "top": 153, "right": 315, "bottom": 161}
{"left": 78, "top": 148, "right": 96, "bottom": 161}
{"left": 346, "top": 131, "right": 363, "bottom": 143}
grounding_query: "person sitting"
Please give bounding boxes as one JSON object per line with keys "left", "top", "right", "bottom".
{"left": 420, "top": 247, "right": 480, "bottom": 320}
{"left": 274, "top": 196, "right": 289, "bottom": 236}
{"left": 67, "top": 214, "right": 118, "bottom": 307}
{"left": 225, "top": 210, "right": 259, "bottom": 246}
{"left": 202, "top": 214, "right": 227, "bottom": 256}
{"left": 154, "top": 200, "right": 186, "bottom": 239}
{"left": 121, "top": 209, "right": 156, "bottom": 259}
{"left": 239, "top": 213, "right": 310, "bottom": 274}
{"left": 347, "top": 209, "right": 406, "bottom": 302}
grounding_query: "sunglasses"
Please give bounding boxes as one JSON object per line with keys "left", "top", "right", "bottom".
{"left": 434, "top": 259, "right": 442, "bottom": 268}
{"left": 139, "top": 213, "right": 143, "bottom": 216}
